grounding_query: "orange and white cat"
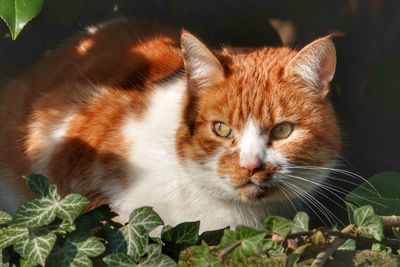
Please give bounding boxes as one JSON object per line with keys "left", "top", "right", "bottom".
{"left": 0, "top": 20, "right": 340, "bottom": 231}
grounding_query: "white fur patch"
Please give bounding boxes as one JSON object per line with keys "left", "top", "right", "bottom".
{"left": 239, "top": 118, "right": 265, "bottom": 168}
{"left": 32, "top": 114, "right": 73, "bottom": 176}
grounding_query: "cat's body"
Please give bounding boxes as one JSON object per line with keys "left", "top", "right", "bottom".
{"left": 0, "top": 20, "right": 341, "bottom": 231}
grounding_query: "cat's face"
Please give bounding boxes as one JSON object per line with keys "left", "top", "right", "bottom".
{"left": 177, "top": 33, "right": 341, "bottom": 203}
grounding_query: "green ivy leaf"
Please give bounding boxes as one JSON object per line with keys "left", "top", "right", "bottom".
{"left": 107, "top": 207, "right": 164, "bottom": 260}
{"left": 219, "top": 225, "right": 265, "bottom": 261}
{"left": 13, "top": 228, "right": 57, "bottom": 266}
{"left": 192, "top": 241, "right": 221, "bottom": 267}
{"left": 25, "top": 174, "right": 55, "bottom": 199}
{"left": 46, "top": 233, "right": 105, "bottom": 267}
{"left": 345, "top": 201, "right": 357, "bottom": 225}
{"left": 354, "top": 205, "right": 383, "bottom": 241}
{"left": 291, "top": 212, "right": 309, "bottom": 233}
{"left": 12, "top": 193, "right": 89, "bottom": 227}
{"left": 103, "top": 253, "right": 136, "bottom": 266}
{"left": 346, "top": 172, "right": 400, "bottom": 216}
{"left": 161, "top": 221, "right": 200, "bottom": 245}
{"left": 310, "top": 231, "right": 326, "bottom": 245}
{"left": 0, "top": 211, "right": 12, "bottom": 224}
{"left": 338, "top": 239, "right": 356, "bottom": 251}
{"left": 198, "top": 227, "right": 227, "bottom": 246}
{"left": 0, "top": 225, "right": 28, "bottom": 249}
{"left": 20, "top": 257, "right": 38, "bottom": 267}
{"left": 265, "top": 216, "right": 293, "bottom": 237}
{"left": 56, "top": 194, "right": 90, "bottom": 224}
{"left": 0, "top": 0, "right": 44, "bottom": 40}
{"left": 139, "top": 244, "right": 176, "bottom": 267}
{"left": 263, "top": 239, "right": 285, "bottom": 256}
{"left": 128, "top": 206, "right": 164, "bottom": 232}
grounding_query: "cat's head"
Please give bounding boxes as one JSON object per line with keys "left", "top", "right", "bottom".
{"left": 176, "top": 32, "right": 341, "bottom": 203}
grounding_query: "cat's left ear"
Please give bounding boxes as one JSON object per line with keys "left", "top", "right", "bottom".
{"left": 285, "top": 35, "right": 336, "bottom": 97}
{"left": 181, "top": 32, "right": 225, "bottom": 88}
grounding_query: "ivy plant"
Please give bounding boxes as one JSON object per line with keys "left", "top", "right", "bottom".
{"left": 0, "top": 173, "right": 399, "bottom": 266}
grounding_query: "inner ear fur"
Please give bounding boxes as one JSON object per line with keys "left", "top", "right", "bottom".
{"left": 181, "top": 31, "right": 225, "bottom": 89}
{"left": 285, "top": 35, "right": 336, "bottom": 97}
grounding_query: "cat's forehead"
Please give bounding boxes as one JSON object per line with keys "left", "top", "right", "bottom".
{"left": 224, "top": 46, "right": 296, "bottom": 74}
{"left": 204, "top": 47, "right": 305, "bottom": 127}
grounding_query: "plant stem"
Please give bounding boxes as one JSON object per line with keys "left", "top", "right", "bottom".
{"left": 217, "top": 241, "right": 242, "bottom": 260}
{"left": 311, "top": 224, "right": 353, "bottom": 267}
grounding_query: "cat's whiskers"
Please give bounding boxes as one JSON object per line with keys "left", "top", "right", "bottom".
{"left": 285, "top": 174, "right": 348, "bottom": 208}
{"left": 284, "top": 171, "right": 386, "bottom": 208}
{"left": 286, "top": 166, "right": 381, "bottom": 197}
{"left": 278, "top": 182, "right": 334, "bottom": 226}
{"left": 280, "top": 180, "right": 345, "bottom": 226}
{"left": 288, "top": 177, "right": 347, "bottom": 211}
{"left": 277, "top": 186, "right": 298, "bottom": 213}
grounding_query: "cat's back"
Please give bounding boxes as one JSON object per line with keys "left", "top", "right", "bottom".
{"left": 0, "top": 20, "right": 183, "bottom": 211}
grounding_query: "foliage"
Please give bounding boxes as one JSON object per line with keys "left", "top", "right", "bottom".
{"left": 0, "top": 0, "right": 44, "bottom": 40}
{"left": 0, "top": 173, "right": 400, "bottom": 266}
{"left": 346, "top": 172, "right": 400, "bottom": 215}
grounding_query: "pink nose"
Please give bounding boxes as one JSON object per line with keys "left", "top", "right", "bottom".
{"left": 240, "top": 156, "right": 262, "bottom": 175}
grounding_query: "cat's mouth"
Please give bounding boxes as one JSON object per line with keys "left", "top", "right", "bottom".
{"left": 235, "top": 180, "right": 276, "bottom": 201}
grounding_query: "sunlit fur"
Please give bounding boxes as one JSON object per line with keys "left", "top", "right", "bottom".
{"left": 0, "top": 20, "right": 342, "bottom": 231}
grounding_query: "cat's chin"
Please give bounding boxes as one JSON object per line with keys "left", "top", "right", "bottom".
{"left": 235, "top": 182, "right": 275, "bottom": 202}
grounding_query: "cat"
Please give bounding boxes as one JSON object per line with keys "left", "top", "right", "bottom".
{"left": 0, "top": 20, "right": 341, "bottom": 232}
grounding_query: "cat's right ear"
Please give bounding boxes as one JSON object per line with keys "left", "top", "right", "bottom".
{"left": 285, "top": 35, "right": 336, "bottom": 98}
{"left": 181, "top": 31, "right": 225, "bottom": 88}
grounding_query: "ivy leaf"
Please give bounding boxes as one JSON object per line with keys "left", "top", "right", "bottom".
{"left": 310, "top": 231, "right": 326, "bottom": 245}
{"left": 12, "top": 193, "right": 89, "bottom": 227}
{"left": 25, "top": 174, "right": 58, "bottom": 200}
{"left": 0, "top": 0, "right": 44, "bottom": 40}
{"left": 107, "top": 207, "right": 164, "bottom": 260}
{"left": 198, "top": 227, "right": 227, "bottom": 246}
{"left": 345, "top": 201, "right": 357, "bottom": 225}
{"left": 265, "top": 216, "right": 293, "bottom": 237}
{"left": 139, "top": 244, "right": 176, "bottom": 267}
{"left": 265, "top": 240, "right": 284, "bottom": 256}
{"left": 46, "top": 233, "right": 105, "bottom": 267}
{"left": 192, "top": 241, "right": 221, "bottom": 267}
{"left": 346, "top": 172, "right": 400, "bottom": 216}
{"left": 57, "top": 194, "right": 90, "bottom": 224}
{"left": 20, "top": 258, "right": 38, "bottom": 267}
{"left": 219, "top": 225, "right": 265, "bottom": 261}
{"left": 354, "top": 205, "right": 383, "bottom": 241}
{"left": 371, "top": 243, "right": 391, "bottom": 253}
{"left": 161, "top": 221, "right": 200, "bottom": 245}
{"left": 0, "top": 225, "right": 28, "bottom": 249}
{"left": 291, "top": 212, "right": 309, "bottom": 233}
{"left": 0, "top": 211, "right": 12, "bottom": 224}
{"left": 103, "top": 253, "right": 136, "bottom": 266}
{"left": 12, "top": 198, "right": 59, "bottom": 227}
{"left": 338, "top": 239, "right": 356, "bottom": 251}
{"left": 13, "top": 228, "right": 57, "bottom": 266}
{"left": 129, "top": 206, "right": 164, "bottom": 232}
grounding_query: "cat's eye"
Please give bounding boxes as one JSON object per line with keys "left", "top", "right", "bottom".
{"left": 271, "top": 122, "right": 294, "bottom": 140}
{"left": 212, "top": 122, "right": 233, "bottom": 138}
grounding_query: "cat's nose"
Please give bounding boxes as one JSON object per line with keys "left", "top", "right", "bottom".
{"left": 240, "top": 156, "right": 262, "bottom": 176}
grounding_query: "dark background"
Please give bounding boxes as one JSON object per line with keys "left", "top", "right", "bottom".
{"left": 0, "top": 0, "right": 399, "bottom": 224}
